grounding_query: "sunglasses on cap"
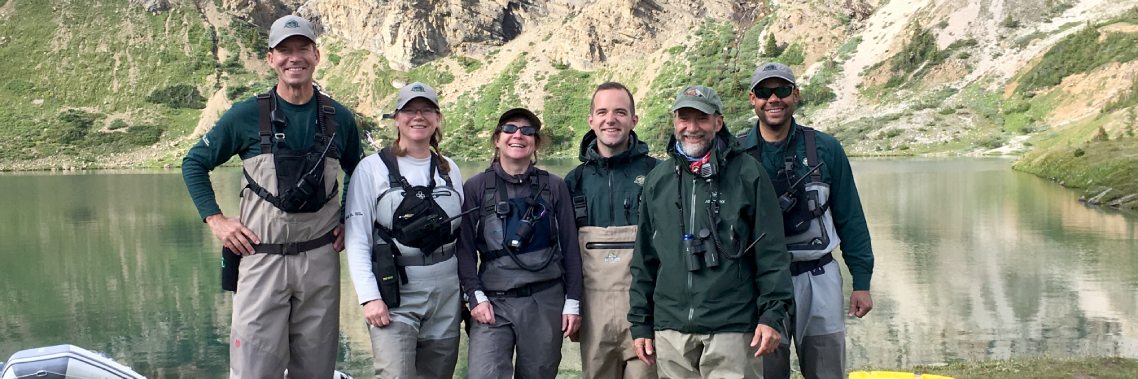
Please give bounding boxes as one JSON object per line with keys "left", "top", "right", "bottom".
{"left": 500, "top": 123, "right": 537, "bottom": 136}
{"left": 753, "top": 85, "right": 795, "bottom": 99}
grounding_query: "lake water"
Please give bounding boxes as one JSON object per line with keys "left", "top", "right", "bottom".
{"left": 1, "top": 158, "right": 1135, "bottom": 377}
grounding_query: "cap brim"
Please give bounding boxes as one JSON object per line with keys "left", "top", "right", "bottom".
{"left": 269, "top": 33, "right": 315, "bottom": 49}
{"left": 671, "top": 101, "right": 716, "bottom": 115}
{"left": 396, "top": 96, "right": 440, "bottom": 110}
{"left": 498, "top": 108, "right": 542, "bottom": 129}
{"left": 750, "top": 74, "right": 796, "bottom": 91}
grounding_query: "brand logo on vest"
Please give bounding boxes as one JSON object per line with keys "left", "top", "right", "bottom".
{"left": 605, "top": 252, "right": 621, "bottom": 263}
{"left": 415, "top": 191, "right": 426, "bottom": 199}
{"left": 285, "top": 20, "right": 300, "bottom": 28}
{"left": 634, "top": 175, "right": 646, "bottom": 186}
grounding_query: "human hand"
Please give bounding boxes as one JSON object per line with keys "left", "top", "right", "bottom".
{"left": 849, "top": 290, "right": 873, "bottom": 318}
{"left": 363, "top": 300, "right": 391, "bottom": 327}
{"left": 205, "top": 214, "right": 260, "bottom": 255}
{"left": 471, "top": 301, "right": 496, "bottom": 325}
{"left": 332, "top": 224, "right": 345, "bottom": 252}
{"left": 750, "top": 323, "right": 781, "bottom": 357}
{"left": 633, "top": 338, "right": 656, "bottom": 365}
{"left": 562, "top": 314, "right": 581, "bottom": 338}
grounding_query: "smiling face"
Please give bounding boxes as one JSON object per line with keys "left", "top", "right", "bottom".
{"left": 494, "top": 117, "right": 538, "bottom": 164}
{"left": 267, "top": 36, "right": 319, "bottom": 89}
{"left": 749, "top": 78, "right": 799, "bottom": 132}
{"left": 673, "top": 107, "right": 723, "bottom": 157}
{"left": 395, "top": 98, "right": 441, "bottom": 147}
{"left": 588, "top": 88, "right": 638, "bottom": 157}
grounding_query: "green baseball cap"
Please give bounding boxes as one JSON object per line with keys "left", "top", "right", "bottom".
{"left": 671, "top": 85, "right": 723, "bottom": 115}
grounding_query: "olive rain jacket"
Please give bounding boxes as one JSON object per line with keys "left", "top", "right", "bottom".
{"left": 628, "top": 128, "right": 793, "bottom": 339}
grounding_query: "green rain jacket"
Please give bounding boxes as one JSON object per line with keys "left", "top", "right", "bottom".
{"left": 565, "top": 130, "right": 660, "bottom": 227}
{"left": 628, "top": 129, "right": 793, "bottom": 339}
{"left": 737, "top": 120, "right": 874, "bottom": 291}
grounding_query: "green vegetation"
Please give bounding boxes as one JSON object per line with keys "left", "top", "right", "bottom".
{"left": 911, "top": 356, "right": 1138, "bottom": 379}
{"left": 541, "top": 68, "right": 595, "bottom": 155}
{"left": 438, "top": 55, "right": 527, "bottom": 160}
{"left": 147, "top": 85, "right": 207, "bottom": 109}
{"left": 1017, "top": 15, "right": 1138, "bottom": 94}
{"left": 456, "top": 56, "right": 482, "bottom": 72}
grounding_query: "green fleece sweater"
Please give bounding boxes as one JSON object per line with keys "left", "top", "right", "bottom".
{"left": 181, "top": 91, "right": 363, "bottom": 220}
{"left": 628, "top": 131, "right": 793, "bottom": 339}
{"left": 738, "top": 120, "right": 874, "bottom": 290}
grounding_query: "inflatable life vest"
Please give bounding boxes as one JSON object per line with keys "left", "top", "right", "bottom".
{"left": 474, "top": 167, "right": 564, "bottom": 291}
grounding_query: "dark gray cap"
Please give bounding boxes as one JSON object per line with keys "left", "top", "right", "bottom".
{"left": 395, "top": 82, "right": 440, "bottom": 110}
{"left": 268, "top": 15, "right": 317, "bottom": 49}
{"left": 671, "top": 85, "right": 723, "bottom": 115}
{"left": 498, "top": 108, "right": 542, "bottom": 130}
{"left": 750, "top": 62, "right": 796, "bottom": 91}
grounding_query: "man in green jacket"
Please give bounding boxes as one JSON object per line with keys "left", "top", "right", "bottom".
{"left": 566, "top": 82, "right": 660, "bottom": 379}
{"left": 628, "top": 85, "right": 793, "bottom": 378}
{"left": 739, "top": 62, "right": 875, "bottom": 379}
{"left": 181, "top": 15, "right": 362, "bottom": 378}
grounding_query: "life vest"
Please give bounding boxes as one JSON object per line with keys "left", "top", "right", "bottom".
{"left": 243, "top": 87, "right": 341, "bottom": 213}
{"left": 748, "top": 126, "right": 840, "bottom": 261}
{"left": 475, "top": 167, "right": 564, "bottom": 291}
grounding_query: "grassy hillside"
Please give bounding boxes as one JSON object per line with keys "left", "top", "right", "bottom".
{"left": 0, "top": 0, "right": 215, "bottom": 166}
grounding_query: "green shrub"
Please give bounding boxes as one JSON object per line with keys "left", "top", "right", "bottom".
{"left": 1018, "top": 23, "right": 1138, "bottom": 93}
{"left": 146, "top": 84, "right": 206, "bottom": 109}
{"left": 777, "top": 43, "right": 805, "bottom": 66}
{"left": 457, "top": 56, "right": 482, "bottom": 73}
{"left": 1074, "top": 147, "right": 1086, "bottom": 157}
{"left": 108, "top": 119, "right": 128, "bottom": 130}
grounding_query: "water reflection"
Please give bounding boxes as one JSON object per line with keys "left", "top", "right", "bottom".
{"left": 0, "top": 159, "right": 1134, "bottom": 377}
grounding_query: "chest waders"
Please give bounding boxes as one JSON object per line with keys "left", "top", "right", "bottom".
{"left": 754, "top": 127, "right": 849, "bottom": 379}
{"left": 475, "top": 169, "right": 564, "bottom": 293}
{"left": 220, "top": 87, "right": 342, "bottom": 292}
{"left": 370, "top": 147, "right": 465, "bottom": 307}
{"left": 227, "top": 87, "right": 345, "bottom": 378}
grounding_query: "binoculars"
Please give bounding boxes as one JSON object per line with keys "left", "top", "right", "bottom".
{"left": 684, "top": 229, "right": 719, "bottom": 271}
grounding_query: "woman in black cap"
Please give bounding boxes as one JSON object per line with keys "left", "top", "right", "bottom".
{"left": 344, "top": 82, "right": 465, "bottom": 377}
{"left": 455, "top": 108, "right": 584, "bottom": 378}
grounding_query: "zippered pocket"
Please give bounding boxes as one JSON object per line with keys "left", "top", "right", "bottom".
{"left": 585, "top": 241, "right": 635, "bottom": 250}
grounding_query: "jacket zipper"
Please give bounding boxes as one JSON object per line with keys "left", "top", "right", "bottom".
{"left": 686, "top": 177, "right": 698, "bottom": 326}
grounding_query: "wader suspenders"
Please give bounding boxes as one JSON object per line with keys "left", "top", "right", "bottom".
{"left": 478, "top": 169, "right": 555, "bottom": 269}
{"left": 244, "top": 89, "right": 341, "bottom": 209}
{"left": 567, "top": 167, "right": 589, "bottom": 227}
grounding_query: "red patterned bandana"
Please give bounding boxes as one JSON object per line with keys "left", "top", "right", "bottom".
{"left": 689, "top": 151, "right": 712, "bottom": 174}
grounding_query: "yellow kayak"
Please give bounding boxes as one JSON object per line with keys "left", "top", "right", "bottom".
{"left": 849, "top": 371, "right": 954, "bottom": 379}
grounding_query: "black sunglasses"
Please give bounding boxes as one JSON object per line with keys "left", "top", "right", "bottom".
{"left": 753, "top": 85, "right": 795, "bottom": 99}
{"left": 500, "top": 123, "right": 537, "bottom": 136}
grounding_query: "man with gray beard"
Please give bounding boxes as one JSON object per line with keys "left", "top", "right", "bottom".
{"left": 628, "top": 85, "right": 793, "bottom": 378}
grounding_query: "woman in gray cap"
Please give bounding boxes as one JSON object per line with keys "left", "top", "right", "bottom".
{"left": 344, "top": 82, "right": 465, "bottom": 377}
{"left": 455, "top": 108, "right": 584, "bottom": 378}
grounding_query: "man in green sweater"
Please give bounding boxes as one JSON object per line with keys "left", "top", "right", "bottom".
{"left": 628, "top": 85, "right": 793, "bottom": 378}
{"left": 566, "top": 82, "right": 660, "bottom": 379}
{"left": 181, "top": 15, "right": 362, "bottom": 378}
{"left": 739, "top": 62, "right": 875, "bottom": 379}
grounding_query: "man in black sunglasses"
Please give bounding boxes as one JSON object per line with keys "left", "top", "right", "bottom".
{"left": 738, "top": 62, "right": 876, "bottom": 379}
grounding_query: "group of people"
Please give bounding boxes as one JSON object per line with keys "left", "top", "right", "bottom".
{"left": 182, "top": 15, "right": 875, "bottom": 379}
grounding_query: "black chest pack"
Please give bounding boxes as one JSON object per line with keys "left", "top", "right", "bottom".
{"left": 746, "top": 126, "right": 828, "bottom": 237}
{"left": 243, "top": 87, "right": 341, "bottom": 213}
{"left": 376, "top": 147, "right": 458, "bottom": 254}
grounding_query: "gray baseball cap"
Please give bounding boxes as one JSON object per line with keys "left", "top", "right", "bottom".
{"left": 268, "top": 15, "right": 317, "bottom": 49}
{"left": 395, "top": 82, "right": 440, "bottom": 110}
{"left": 671, "top": 85, "right": 723, "bottom": 115}
{"left": 750, "top": 62, "right": 796, "bottom": 91}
